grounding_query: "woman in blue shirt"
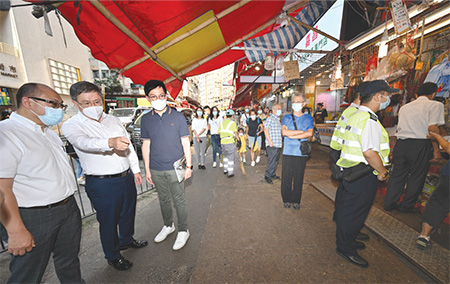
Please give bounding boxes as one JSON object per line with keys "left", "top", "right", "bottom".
{"left": 281, "top": 92, "right": 314, "bottom": 210}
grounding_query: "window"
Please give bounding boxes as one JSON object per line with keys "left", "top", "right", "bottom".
{"left": 48, "top": 59, "right": 79, "bottom": 95}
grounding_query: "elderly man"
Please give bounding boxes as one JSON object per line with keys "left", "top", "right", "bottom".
{"left": 141, "top": 80, "right": 192, "bottom": 251}
{"left": 264, "top": 104, "right": 283, "bottom": 184}
{"left": 0, "top": 83, "right": 83, "bottom": 283}
{"left": 62, "top": 81, "right": 147, "bottom": 271}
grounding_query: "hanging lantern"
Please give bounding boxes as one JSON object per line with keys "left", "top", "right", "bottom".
{"left": 275, "top": 54, "right": 284, "bottom": 71}
{"left": 264, "top": 52, "right": 275, "bottom": 70}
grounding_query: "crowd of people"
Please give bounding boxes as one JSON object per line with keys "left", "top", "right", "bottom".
{"left": 0, "top": 78, "right": 448, "bottom": 282}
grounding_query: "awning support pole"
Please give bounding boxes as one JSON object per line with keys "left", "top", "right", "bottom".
{"left": 287, "top": 15, "right": 342, "bottom": 44}
{"left": 90, "top": 0, "right": 184, "bottom": 81}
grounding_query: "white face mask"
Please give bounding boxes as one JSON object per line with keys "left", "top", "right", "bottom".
{"left": 292, "top": 103, "right": 303, "bottom": 112}
{"left": 250, "top": 115, "right": 257, "bottom": 120}
{"left": 239, "top": 133, "right": 243, "bottom": 137}
{"left": 82, "top": 106, "right": 103, "bottom": 121}
{"left": 152, "top": 99, "right": 167, "bottom": 111}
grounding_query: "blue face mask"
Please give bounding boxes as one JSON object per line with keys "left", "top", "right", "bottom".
{"left": 258, "top": 110, "right": 263, "bottom": 114}
{"left": 31, "top": 100, "right": 64, "bottom": 126}
{"left": 197, "top": 111, "right": 203, "bottom": 117}
{"left": 292, "top": 103, "right": 303, "bottom": 112}
{"left": 212, "top": 111, "right": 218, "bottom": 116}
{"left": 276, "top": 109, "right": 282, "bottom": 116}
{"left": 245, "top": 109, "right": 249, "bottom": 113}
{"left": 379, "top": 95, "right": 391, "bottom": 110}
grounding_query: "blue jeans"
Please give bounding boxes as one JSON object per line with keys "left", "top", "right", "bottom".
{"left": 211, "top": 134, "right": 222, "bottom": 162}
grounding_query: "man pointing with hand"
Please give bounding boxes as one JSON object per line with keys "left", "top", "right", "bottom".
{"left": 63, "top": 81, "right": 147, "bottom": 271}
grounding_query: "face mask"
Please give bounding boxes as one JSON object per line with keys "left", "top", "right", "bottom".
{"left": 31, "top": 101, "right": 64, "bottom": 126}
{"left": 239, "top": 133, "right": 243, "bottom": 137}
{"left": 245, "top": 109, "right": 249, "bottom": 113}
{"left": 250, "top": 115, "right": 257, "bottom": 120}
{"left": 379, "top": 95, "right": 391, "bottom": 111}
{"left": 197, "top": 111, "right": 203, "bottom": 117}
{"left": 292, "top": 103, "right": 303, "bottom": 112}
{"left": 258, "top": 110, "right": 263, "bottom": 114}
{"left": 82, "top": 106, "right": 104, "bottom": 121}
{"left": 212, "top": 111, "right": 218, "bottom": 116}
{"left": 276, "top": 109, "right": 282, "bottom": 116}
{"left": 152, "top": 99, "right": 167, "bottom": 111}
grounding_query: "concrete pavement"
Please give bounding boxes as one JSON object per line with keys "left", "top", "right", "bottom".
{"left": 0, "top": 146, "right": 434, "bottom": 283}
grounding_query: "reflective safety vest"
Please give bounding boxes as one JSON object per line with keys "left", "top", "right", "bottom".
{"left": 330, "top": 106, "right": 359, "bottom": 150}
{"left": 336, "top": 111, "right": 390, "bottom": 172}
{"left": 219, "top": 119, "right": 236, "bottom": 144}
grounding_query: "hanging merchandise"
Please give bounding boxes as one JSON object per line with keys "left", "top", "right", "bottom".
{"left": 378, "top": 28, "right": 389, "bottom": 58}
{"left": 389, "top": 0, "right": 412, "bottom": 35}
{"left": 264, "top": 52, "right": 275, "bottom": 70}
{"left": 275, "top": 54, "right": 284, "bottom": 71}
{"left": 425, "top": 57, "right": 450, "bottom": 98}
{"left": 283, "top": 60, "right": 300, "bottom": 82}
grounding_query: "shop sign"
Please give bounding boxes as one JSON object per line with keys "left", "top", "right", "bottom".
{"left": 294, "top": 0, "right": 345, "bottom": 72}
{"left": 0, "top": 63, "right": 18, "bottom": 79}
{"left": 284, "top": 60, "right": 300, "bottom": 82}
{"left": 389, "top": 0, "right": 412, "bottom": 35}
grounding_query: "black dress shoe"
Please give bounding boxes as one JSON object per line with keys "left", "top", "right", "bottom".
{"left": 356, "top": 232, "right": 370, "bottom": 241}
{"left": 227, "top": 174, "right": 234, "bottom": 178}
{"left": 397, "top": 206, "right": 419, "bottom": 213}
{"left": 108, "top": 256, "right": 133, "bottom": 271}
{"left": 336, "top": 249, "right": 368, "bottom": 268}
{"left": 271, "top": 175, "right": 280, "bottom": 180}
{"left": 120, "top": 239, "right": 148, "bottom": 250}
{"left": 355, "top": 241, "right": 366, "bottom": 250}
{"left": 264, "top": 176, "right": 273, "bottom": 184}
{"left": 201, "top": 165, "right": 206, "bottom": 170}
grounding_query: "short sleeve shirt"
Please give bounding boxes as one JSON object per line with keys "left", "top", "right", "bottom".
{"left": 358, "top": 106, "right": 383, "bottom": 153}
{"left": 264, "top": 114, "right": 282, "bottom": 148}
{"left": 141, "top": 108, "right": 189, "bottom": 171}
{"left": 282, "top": 113, "right": 314, "bottom": 156}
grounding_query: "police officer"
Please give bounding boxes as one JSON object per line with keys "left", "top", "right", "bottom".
{"left": 335, "top": 80, "right": 398, "bottom": 268}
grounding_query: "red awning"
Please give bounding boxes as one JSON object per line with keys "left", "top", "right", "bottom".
{"left": 28, "top": 0, "right": 289, "bottom": 98}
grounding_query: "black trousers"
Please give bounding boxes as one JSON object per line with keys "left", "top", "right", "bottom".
{"left": 385, "top": 139, "right": 432, "bottom": 209}
{"left": 265, "top": 146, "right": 281, "bottom": 178}
{"left": 422, "top": 175, "right": 449, "bottom": 228}
{"left": 9, "top": 197, "right": 83, "bottom": 283}
{"left": 281, "top": 155, "right": 307, "bottom": 204}
{"left": 335, "top": 171, "right": 378, "bottom": 256}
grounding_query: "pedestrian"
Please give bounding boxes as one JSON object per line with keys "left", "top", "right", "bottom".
{"left": 237, "top": 127, "right": 248, "bottom": 163}
{"left": 335, "top": 80, "right": 397, "bottom": 268}
{"left": 192, "top": 106, "right": 207, "bottom": 169}
{"left": 313, "top": 102, "right": 328, "bottom": 124}
{"left": 240, "top": 106, "right": 250, "bottom": 131}
{"left": 219, "top": 109, "right": 239, "bottom": 178}
{"left": 141, "top": 79, "right": 192, "bottom": 251}
{"left": 258, "top": 107, "right": 268, "bottom": 156}
{"left": 209, "top": 106, "right": 223, "bottom": 168}
{"left": 384, "top": 82, "right": 445, "bottom": 213}
{"left": 62, "top": 81, "right": 147, "bottom": 271}
{"left": 329, "top": 83, "right": 370, "bottom": 242}
{"left": 246, "top": 109, "right": 264, "bottom": 166}
{"left": 416, "top": 130, "right": 449, "bottom": 249}
{"left": 281, "top": 92, "right": 314, "bottom": 210}
{"left": 0, "top": 83, "right": 83, "bottom": 283}
{"left": 263, "top": 104, "right": 283, "bottom": 184}
{"left": 203, "top": 105, "right": 212, "bottom": 154}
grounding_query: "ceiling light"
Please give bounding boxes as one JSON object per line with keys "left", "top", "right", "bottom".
{"left": 316, "top": 80, "right": 321, "bottom": 85}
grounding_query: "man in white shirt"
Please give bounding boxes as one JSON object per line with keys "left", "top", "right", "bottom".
{"left": 385, "top": 82, "right": 445, "bottom": 213}
{"left": 0, "top": 83, "right": 83, "bottom": 283}
{"left": 62, "top": 81, "right": 146, "bottom": 271}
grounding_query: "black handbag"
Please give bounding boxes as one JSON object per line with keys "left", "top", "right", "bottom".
{"left": 292, "top": 114, "right": 312, "bottom": 156}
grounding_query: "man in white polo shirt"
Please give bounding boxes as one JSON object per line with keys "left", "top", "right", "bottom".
{"left": 0, "top": 83, "right": 83, "bottom": 283}
{"left": 385, "top": 82, "right": 445, "bottom": 213}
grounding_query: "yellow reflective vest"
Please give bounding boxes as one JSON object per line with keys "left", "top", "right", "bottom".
{"left": 330, "top": 105, "right": 359, "bottom": 150}
{"left": 336, "top": 110, "right": 390, "bottom": 173}
{"left": 219, "top": 119, "right": 237, "bottom": 145}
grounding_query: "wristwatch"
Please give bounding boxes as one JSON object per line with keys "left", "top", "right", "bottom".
{"left": 381, "top": 170, "right": 390, "bottom": 178}
{"left": 187, "top": 165, "right": 193, "bottom": 170}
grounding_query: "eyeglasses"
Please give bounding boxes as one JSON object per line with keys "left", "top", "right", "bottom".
{"left": 76, "top": 100, "right": 103, "bottom": 108}
{"left": 30, "top": 97, "right": 67, "bottom": 111}
{"left": 148, "top": 93, "right": 167, "bottom": 101}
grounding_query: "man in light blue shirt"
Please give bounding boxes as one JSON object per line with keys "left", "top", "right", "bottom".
{"left": 264, "top": 104, "right": 283, "bottom": 184}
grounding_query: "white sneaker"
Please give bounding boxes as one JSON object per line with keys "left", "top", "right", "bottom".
{"left": 173, "top": 230, "right": 190, "bottom": 250}
{"left": 256, "top": 156, "right": 261, "bottom": 163}
{"left": 243, "top": 158, "right": 246, "bottom": 163}
{"left": 77, "top": 177, "right": 85, "bottom": 185}
{"left": 251, "top": 161, "right": 255, "bottom": 167}
{"left": 213, "top": 162, "right": 217, "bottom": 168}
{"left": 154, "top": 223, "right": 175, "bottom": 243}
{"left": 219, "top": 163, "right": 223, "bottom": 168}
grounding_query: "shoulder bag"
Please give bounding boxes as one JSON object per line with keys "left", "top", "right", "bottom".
{"left": 291, "top": 114, "right": 312, "bottom": 156}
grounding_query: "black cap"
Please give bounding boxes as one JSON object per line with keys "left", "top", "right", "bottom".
{"left": 144, "top": 80, "right": 167, "bottom": 96}
{"left": 356, "top": 80, "right": 399, "bottom": 97}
